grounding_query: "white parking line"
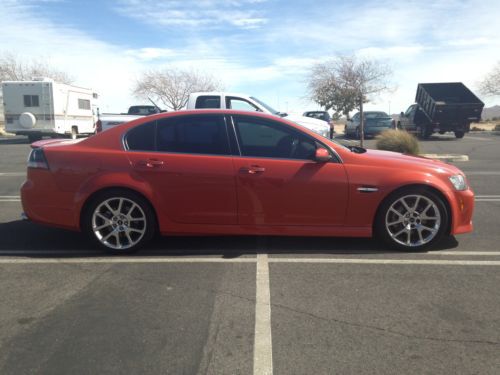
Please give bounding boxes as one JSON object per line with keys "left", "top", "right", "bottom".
{"left": 269, "top": 259, "right": 500, "bottom": 265}
{"left": 0, "top": 173, "right": 25, "bottom": 176}
{"left": 254, "top": 253, "right": 273, "bottom": 375}
{"left": 0, "top": 257, "right": 256, "bottom": 264}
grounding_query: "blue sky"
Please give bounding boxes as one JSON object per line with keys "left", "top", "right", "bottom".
{"left": 2, "top": 0, "right": 499, "bottom": 113}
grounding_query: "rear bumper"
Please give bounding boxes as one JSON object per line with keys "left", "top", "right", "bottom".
{"left": 21, "top": 170, "right": 80, "bottom": 231}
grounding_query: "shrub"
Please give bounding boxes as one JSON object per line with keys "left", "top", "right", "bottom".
{"left": 471, "top": 126, "right": 485, "bottom": 131}
{"left": 376, "top": 129, "right": 420, "bottom": 155}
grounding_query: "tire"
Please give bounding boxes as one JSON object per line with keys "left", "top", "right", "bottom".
{"left": 454, "top": 131, "right": 465, "bottom": 139}
{"left": 83, "top": 189, "right": 157, "bottom": 254}
{"left": 417, "top": 126, "right": 431, "bottom": 140}
{"left": 375, "top": 187, "right": 449, "bottom": 251}
{"left": 71, "top": 126, "right": 78, "bottom": 140}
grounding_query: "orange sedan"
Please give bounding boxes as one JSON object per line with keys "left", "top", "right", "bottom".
{"left": 21, "top": 110, "right": 474, "bottom": 253}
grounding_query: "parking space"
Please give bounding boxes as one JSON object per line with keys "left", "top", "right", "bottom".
{"left": 1, "top": 133, "right": 500, "bottom": 374}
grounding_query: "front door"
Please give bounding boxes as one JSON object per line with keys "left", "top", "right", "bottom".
{"left": 230, "top": 115, "right": 349, "bottom": 226}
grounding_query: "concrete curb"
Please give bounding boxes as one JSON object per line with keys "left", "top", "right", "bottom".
{"left": 420, "top": 154, "right": 469, "bottom": 162}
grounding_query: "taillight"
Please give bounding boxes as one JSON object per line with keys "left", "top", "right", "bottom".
{"left": 27, "top": 148, "right": 49, "bottom": 169}
{"left": 96, "top": 119, "right": 102, "bottom": 133}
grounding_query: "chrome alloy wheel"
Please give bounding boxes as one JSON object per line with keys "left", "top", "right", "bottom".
{"left": 91, "top": 197, "right": 147, "bottom": 250}
{"left": 385, "top": 194, "right": 441, "bottom": 247}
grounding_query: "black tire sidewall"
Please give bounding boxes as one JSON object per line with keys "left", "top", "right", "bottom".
{"left": 375, "top": 188, "right": 449, "bottom": 251}
{"left": 83, "top": 189, "right": 156, "bottom": 254}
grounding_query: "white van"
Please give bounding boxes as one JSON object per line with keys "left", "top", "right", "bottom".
{"left": 2, "top": 78, "right": 98, "bottom": 141}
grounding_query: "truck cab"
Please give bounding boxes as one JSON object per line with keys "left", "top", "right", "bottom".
{"left": 186, "top": 92, "right": 331, "bottom": 138}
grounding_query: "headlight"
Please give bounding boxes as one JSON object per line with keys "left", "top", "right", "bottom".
{"left": 449, "top": 174, "right": 467, "bottom": 191}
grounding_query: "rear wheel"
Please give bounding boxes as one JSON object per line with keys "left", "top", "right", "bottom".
{"left": 417, "top": 126, "right": 431, "bottom": 139}
{"left": 83, "top": 190, "right": 156, "bottom": 254}
{"left": 454, "top": 131, "right": 465, "bottom": 139}
{"left": 375, "top": 188, "right": 448, "bottom": 251}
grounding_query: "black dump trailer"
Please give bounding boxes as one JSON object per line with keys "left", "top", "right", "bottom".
{"left": 399, "top": 82, "right": 484, "bottom": 139}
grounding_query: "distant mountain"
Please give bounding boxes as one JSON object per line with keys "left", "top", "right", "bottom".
{"left": 482, "top": 105, "right": 500, "bottom": 121}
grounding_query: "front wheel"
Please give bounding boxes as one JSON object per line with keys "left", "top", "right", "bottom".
{"left": 375, "top": 188, "right": 448, "bottom": 251}
{"left": 454, "top": 131, "right": 465, "bottom": 139}
{"left": 83, "top": 190, "right": 156, "bottom": 254}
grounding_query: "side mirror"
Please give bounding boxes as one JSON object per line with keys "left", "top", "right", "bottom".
{"left": 315, "top": 148, "right": 332, "bottom": 163}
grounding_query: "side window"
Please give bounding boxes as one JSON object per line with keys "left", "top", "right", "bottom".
{"left": 233, "top": 116, "right": 317, "bottom": 160}
{"left": 157, "top": 115, "right": 230, "bottom": 155}
{"left": 126, "top": 121, "right": 156, "bottom": 151}
{"left": 195, "top": 96, "right": 221, "bottom": 109}
{"left": 78, "top": 99, "right": 91, "bottom": 110}
{"left": 226, "top": 97, "right": 260, "bottom": 112}
{"left": 352, "top": 113, "right": 359, "bottom": 122}
{"left": 405, "top": 105, "right": 414, "bottom": 117}
{"left": 24, "top": 95, "right": 39, "bottom": 107}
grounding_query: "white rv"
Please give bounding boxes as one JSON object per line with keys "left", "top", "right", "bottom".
{"left": 2, "top": 78, "right": 98, "bottom": 141}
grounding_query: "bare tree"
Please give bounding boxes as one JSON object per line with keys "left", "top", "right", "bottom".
{"left": 133, "top": 68, "right": 224, "bottom": 110}
{"left": 0, "top": 52, "right": 73, "bottom": 84}
{"left": 479, "top": 61, "right": 500, "bottom": 97}
{"left": 308, "top": 55, "right": 392, "bottom": 146}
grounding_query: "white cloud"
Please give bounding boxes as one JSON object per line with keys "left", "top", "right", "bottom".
{"left": 114, "top": 0, "right": 268, "bottom": 29}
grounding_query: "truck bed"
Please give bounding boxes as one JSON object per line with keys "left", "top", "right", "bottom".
{"left": 416, "top": 82, "right": 484, "bottom": 124}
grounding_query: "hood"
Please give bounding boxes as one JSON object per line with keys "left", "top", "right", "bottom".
{"left": 362, "top": 149, "right": 462, "bottom": 175}
{"left": 285, "top": 114, "right": 330, "bottom": 130}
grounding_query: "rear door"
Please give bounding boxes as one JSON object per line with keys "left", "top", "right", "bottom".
{"left": 229, "top": 115, "right": 348, "bottom": 226}
{"left": 125, "top": 114, "right": 238, "bottom": 225}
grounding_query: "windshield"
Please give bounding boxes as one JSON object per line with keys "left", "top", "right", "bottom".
{"left": 250, "top": 96, "right": 280, "bottom": 115}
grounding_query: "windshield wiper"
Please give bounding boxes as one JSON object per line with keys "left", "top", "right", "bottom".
{"left": 346, "top": 145, "right": 367, "bottom": 153}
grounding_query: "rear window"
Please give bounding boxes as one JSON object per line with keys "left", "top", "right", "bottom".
{"left": 24, "top": 95, "right": 39, "bottom": 107}
{"left": 157, "top": 115, "right": 230, "bottom": 155}
{"left": 195, "top": 96, "right": 221, "bottom": 109}
{"left": 125, "top": 121, "right": 156, "bottom": 151}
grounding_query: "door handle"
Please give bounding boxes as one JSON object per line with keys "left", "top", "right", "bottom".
{"left": 239, "top": 165, "right": 265, "bottom": 174}
{"left": 136, "top": 159, "right": 164, "bottom": 168}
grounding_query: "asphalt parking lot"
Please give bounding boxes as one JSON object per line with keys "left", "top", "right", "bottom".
{"left": 1, "top": 132, "right": 500, "bottom": 374}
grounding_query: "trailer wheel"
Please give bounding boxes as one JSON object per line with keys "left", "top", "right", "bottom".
{"left": 454, "top": 131, "right": 465, "bottom": 139}
{"left": 71, "top": 126, "right": 78, "bottom": 140}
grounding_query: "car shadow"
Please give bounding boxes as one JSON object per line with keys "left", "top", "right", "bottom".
{"left": 0, "top": 137, "right": 30, "bottom": 145}
{"left": 0, "top": 220, "right": 459, "bottom": 258}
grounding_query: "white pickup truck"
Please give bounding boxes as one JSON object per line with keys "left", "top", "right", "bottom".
{"left": 96, "top": 105, "right": 163, "bottom": 133}
{"left": 186, "top": 92, "right": 331, "bottom": 138}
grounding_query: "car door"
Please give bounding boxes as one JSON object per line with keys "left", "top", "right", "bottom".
{"left": 125, "top": 115, "right": 238, "bottom": 225}
{"left": 347, "top": 113, "right": 359, "bottom": 135}
{"left": 229, "top": 115, "right": 349, "bottom": 226}
{"left": 400, "top": 105, "right": 416, "bottom": 131}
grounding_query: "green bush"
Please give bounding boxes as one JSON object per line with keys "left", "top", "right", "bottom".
{"left": 376, "top": 129, "right": 420, "bottom": 155}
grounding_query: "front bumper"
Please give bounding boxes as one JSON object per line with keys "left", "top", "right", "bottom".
{"left": 447, "top": 188, "right": 475, "bottom": 235}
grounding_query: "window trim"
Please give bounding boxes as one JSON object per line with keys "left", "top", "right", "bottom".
{"left": 229, "top": 114, "right": 342, "bottom": 163}
{"left": 123, "top": 114, "right": 233, "bottom": 158}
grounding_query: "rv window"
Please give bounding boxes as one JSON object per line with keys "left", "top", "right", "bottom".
{"left": 78, "top": 99, "right": 91, "bottom": 110}
{"left": 24, "top": 95, "right": 39, "bottom": 107}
